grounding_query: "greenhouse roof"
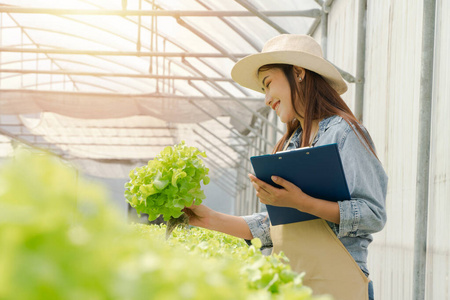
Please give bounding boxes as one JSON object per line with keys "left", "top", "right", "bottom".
{"left": 0, "top": 0, "right": 326, "bottom": 180}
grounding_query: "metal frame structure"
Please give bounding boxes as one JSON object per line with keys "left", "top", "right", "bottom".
{"left": 413, "top": 0, "right": 437, "bottom": 299}
{"left": 0, "top": 2, "right": 364, "bottom": 180}
{"left": 0, "top": 1, "right": 360, "bottom": 208}
{"left": 0, "top": 0, "right": 366, "bottom": 253}
{"left": 0, "top": 7, "right": 322, "bottom": 17}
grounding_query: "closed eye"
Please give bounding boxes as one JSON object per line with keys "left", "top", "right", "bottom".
{"left": 261, "top": 75, "right": 270, "bottom": 91}
{"left": 261, "top": 82, "right": 270, "bottom": 92}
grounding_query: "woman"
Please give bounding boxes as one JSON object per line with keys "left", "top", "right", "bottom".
{"left": 184, "top": 34, "right": 387, "bottom": 300}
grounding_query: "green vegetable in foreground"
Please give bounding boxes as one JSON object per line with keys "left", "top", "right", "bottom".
{"left": 0, "top": 150, "right": 245, "bottom": 300}
{"left": 124, "top": 141, "right": 210, "bottom": 223}
{"left": 0, "top": 149, "right": 331, "bottom": 299}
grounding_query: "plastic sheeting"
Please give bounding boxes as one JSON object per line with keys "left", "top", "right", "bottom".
{"left": 0, "top": 89, "right": 262, "bottom": 123}
{"left": 0, "top": 0, "right": 319, "bottom": 180}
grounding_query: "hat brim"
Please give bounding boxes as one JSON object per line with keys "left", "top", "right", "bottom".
{"left": 231, "top": 51, "right": 348, "bottom": 95}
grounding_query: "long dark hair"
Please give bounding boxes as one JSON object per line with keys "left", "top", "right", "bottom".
{"left": 259, "top": 64, "right": 377, "bottom": 158}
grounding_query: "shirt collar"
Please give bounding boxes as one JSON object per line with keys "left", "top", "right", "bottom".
{"left": 287, "top": 115, "right": 343, "bottom": 149}
{"left": 312, "top": 115, "right": 343, "bottom": 145}
{"left": 319, "top": 115, "right": 343, "bottom": 132}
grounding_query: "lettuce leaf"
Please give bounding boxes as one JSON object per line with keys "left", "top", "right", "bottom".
{"left": 125, "top": 141, "right": 209, "bottom": 221}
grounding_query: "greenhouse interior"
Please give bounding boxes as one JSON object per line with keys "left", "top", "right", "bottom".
{"left": 0, "top": 0, "right": 449, "bottom": 299}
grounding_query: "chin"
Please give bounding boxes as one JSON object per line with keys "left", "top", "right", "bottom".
{"left": 279, "top": 115, "right": 290, "bottom": 124}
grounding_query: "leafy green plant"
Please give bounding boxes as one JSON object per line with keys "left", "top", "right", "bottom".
{"left": 124, "top": 141, "right": 210, "bottom": 223}
{"left": 0, "top": 150, "right": 247, "bottom": 300}
{"left": 131, "top": 224, "right": 331, "bottom": 300}
{"left": 0, "top": 149, "right": 331, "bottom": 300}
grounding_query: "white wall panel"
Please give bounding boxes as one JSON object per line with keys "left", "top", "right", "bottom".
{"left": 426, "top": 0, "right": 450, "bottom": 298}
{"left": 363, "top": 0, "right": 424, "bottom": 299}
{"left": 327, "top": 0, "right": 359, "bottom": 110}
{"left": 325, "top": 0, "right": 450, "bottom": 299}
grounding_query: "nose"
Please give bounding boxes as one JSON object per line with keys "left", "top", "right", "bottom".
{"left": 264, "top": 92, "right": 273, "bottom": 107}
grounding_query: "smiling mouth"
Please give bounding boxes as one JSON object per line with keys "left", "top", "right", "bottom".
{"left": 271, "top": 101, "right": 280, "bottom": 111}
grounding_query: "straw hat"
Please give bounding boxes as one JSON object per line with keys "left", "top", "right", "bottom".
{"left": 231, "top": 34, "right": 347, "bottom": 95}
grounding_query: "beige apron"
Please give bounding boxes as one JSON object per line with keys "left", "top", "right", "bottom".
{"left": 270, "top": 124, "right": 369, "bottom": 299}
{"left": 271, "top": 220, "right": 369, "bottom": 299}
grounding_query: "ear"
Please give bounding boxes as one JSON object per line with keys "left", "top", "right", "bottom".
{"left": 293, "top": 66, "right": 306, "bottom": 79}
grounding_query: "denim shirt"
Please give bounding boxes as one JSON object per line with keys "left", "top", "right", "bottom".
{"left": 243, "top": 115, "right": 388, "bottom": 276}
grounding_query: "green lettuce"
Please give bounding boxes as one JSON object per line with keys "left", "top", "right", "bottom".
{"left": 125, "top": 141, "right": 210, "bottom": 221}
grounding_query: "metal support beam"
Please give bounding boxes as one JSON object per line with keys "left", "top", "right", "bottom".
{"left": 202, "top": 155, "right": 237, "bottom": 185}
{"left": 320, "top": 10, "right": 328, "bottom": 58}
{"left": 1, "top": 89, "right": 263, "bottom": 102}
{"left": 0, "top": 47, "right": 249, "bottom": 58}
{"left": 189, "top": 81, "right": 275, "bottom": 147}
{"left": 354, "top": 0, "right": 367, "bottom": 121}
{"left": 0, "top": 124, "right": 177, "bottom": 130}
{"left": 194, "top": 139, "right": 242, "bottom": 186}
{"left": 306, "top": 1, "right": 357, "bottom": 85}
{"left": 11, "top": 140, "right": 174, "bottom": 147}
{"left": 320, "top": 0, "right": 333, "bottom": 58}
{"left": 195, "top": 123, "right": 247, "bottom": 160}
{"left": 194, "top": 128, "right": 253, "bottom": 176}
{"left": 324, "top": 0, "right": 334, "bottom": 10}
{"left": 194, "top": 130, "right": 239, "bottom": 167}
{"left": 0, "top": 7, "right": 321, "bottom": 17}
{"left": 231, "top": 101, "right": 283, "bottom": 135}
{"left": 334, "top": 64, "right": 356, "bottom": 83}
{"left": 234, "top": 0, "right": 290, "bottom": 34}
{"left": 5, "top": 77, "right": 126, "bottom": 92}
{"left": 63, "top": 4, "right": 251, "bottom": 95}
{"left": 0, "top": 68, "right": 236, "bottom": 82}
{"left": 180, "top": 58, "right": 283, "bottom": 135}
{"left": 3, "top": 3, "right": 252, "bottom": 96}
{"left": 207, "top": 168, "right": 237, "bottom": 191}
{"left": 179, "top": 50, "right": 251, "bottom": 97}
{"left": 150, "top": 3, "right": 253, "bottom": 97}
{"left": 175, "top": 17, "right": 238, "bottom": 62}
{"left": 181, "top": 57, "right": 233, "bottom": 96}
{"left": 1, "top": 7, "right": 254, "bottom": 96}
{"left": 0, "top": 128, "right": 156, "bottom": 164}
{"left": 314, "top": 0, "right": 325, "bottom": 6}
{"left": 6, "top": 133, "right": 176, "bottom": 139}
{"left": 0, "top": 127, "right": 64, "bottom": 157}
{"left": 195, "top": 0, "right": 261, "bottom": 52}
{"left": 413, "top": 0, "right": 436, "bottom": 299}
{"left": 307, "top": 16, "right": 322, "bottom": 36}
{"left": 188, "top": 100, "right": 263, "bottom": 155}
{"left": 202, "top": 157, "right": 238, "bottom": 197}
{"left": 5, "top": 13, "right": 81, "bottom": 91}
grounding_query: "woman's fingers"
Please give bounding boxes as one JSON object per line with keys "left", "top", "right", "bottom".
{"left": 248, "top": 174, "right": 276, "bottom": 204}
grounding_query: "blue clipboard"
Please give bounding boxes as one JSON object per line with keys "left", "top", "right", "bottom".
{"left": 250, "top": 143, "right": 351, "bottom": 226}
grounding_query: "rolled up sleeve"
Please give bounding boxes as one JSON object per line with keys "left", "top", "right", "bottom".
{"left": 335, "top": 126, "right": 388, "bottom": 238}
{"left": 338, "top": 199, "right": 361, "bottom": 237}
{"left": 242, "top": 212, "right": 273, "bottom": 249}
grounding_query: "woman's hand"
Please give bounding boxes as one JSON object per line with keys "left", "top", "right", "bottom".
{"left": 183, "top": 204, "right": 254, "bottom": 240}
{"left": 182, "top": 204, "right": 214, "bottom": 228}
{"left": 248, "top": 174, "right": 311, "bottom": 211}
{"left": 248, "top": 173, "right": 341, "bottom": 224}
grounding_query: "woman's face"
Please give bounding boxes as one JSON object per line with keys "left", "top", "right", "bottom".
{"left": 258, "top": 68, "right": 296, "bottom": 123}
